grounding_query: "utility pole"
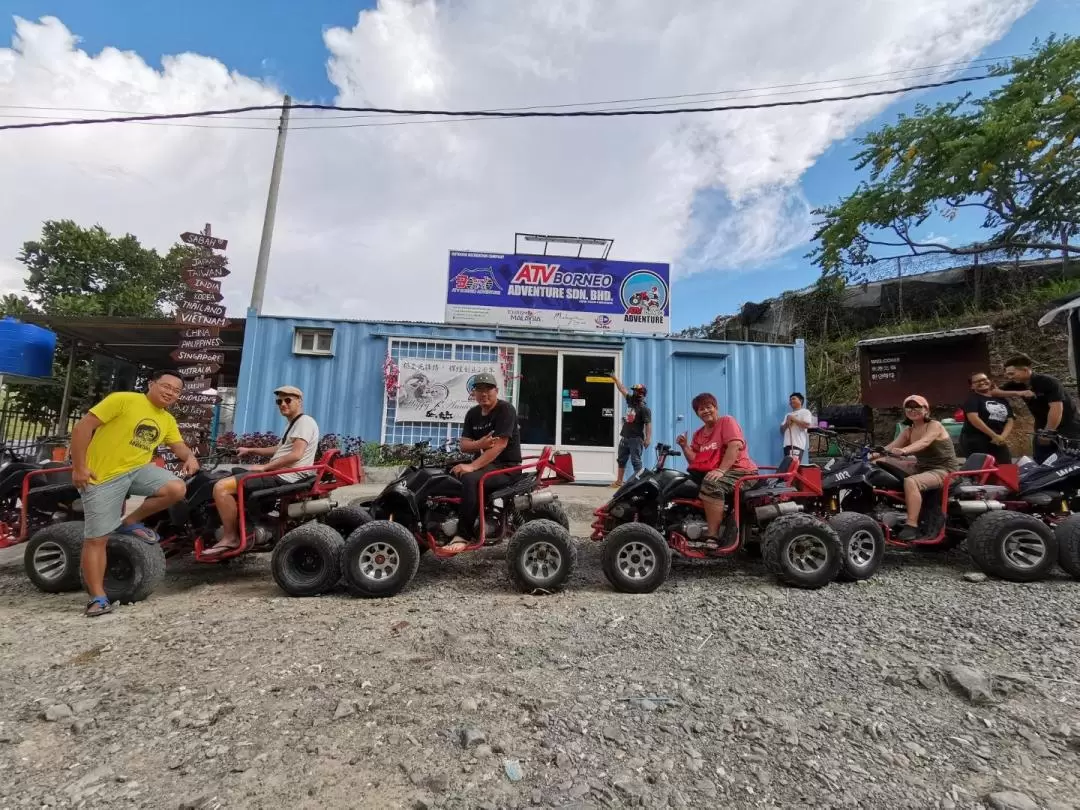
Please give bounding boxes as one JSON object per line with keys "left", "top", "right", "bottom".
{"left": 250, "top": 95, "right": 292, "bottom": 314}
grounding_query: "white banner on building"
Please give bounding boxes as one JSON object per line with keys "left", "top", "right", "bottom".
{"left": 394, "top": 357, "right": 501, "bottom": 423}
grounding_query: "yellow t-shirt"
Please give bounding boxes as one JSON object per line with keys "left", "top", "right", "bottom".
{"left": 87, "top": 392, "right": 182, "bottom": 484}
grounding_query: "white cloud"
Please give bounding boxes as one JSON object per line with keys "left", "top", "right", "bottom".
{"left": 0, "top": 1, "right": 1034, "bottom": 321}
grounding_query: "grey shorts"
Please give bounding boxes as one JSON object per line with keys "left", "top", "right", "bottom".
{"left": 81, "top": 463, "right": 180, "bottom": 539}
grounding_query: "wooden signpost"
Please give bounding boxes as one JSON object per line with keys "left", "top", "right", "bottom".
{"left": 165, "top": 223, "right": 230, "bottom": 468}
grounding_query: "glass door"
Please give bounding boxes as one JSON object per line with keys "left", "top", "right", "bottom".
{"left": 517, "top": 353, "right": 558, "bottom": 445}
{"left": 559, "top": 354, "right": 617, "bottom": 448}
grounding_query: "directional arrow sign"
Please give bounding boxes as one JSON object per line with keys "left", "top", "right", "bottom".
{"left": 178, "top": 392, "right": 216, "bottom": 405}
{"left": 183, "top": 276, "right": 222, "bottom": 294}
{"left": 181, "top": 232, "right": 228, "bottom": 250}
{"left": 173, "top": 404, "right": 214, "bottom": 418}
{"left": 185, "top": 290, "right": 224, "bottom": 304}
{"left": 184, "top": 253, "right": 226, "bottom": 269}
{"left": 182, "top": 377, "right": 212, "bottom": 392}
{"left": 178, "top": 363, "right": 221, "bottom": 378}
{"left": 171, "top": 349, "right": 225, "bottom": 364}
{"left": 178, "top": 420, "right": 212, "bottom": 432}
{"left": 182, "top": 265, "right": 231, "bottom": 280}
{"left": 177, "top": 337, "right": 223, "bottom": 351}
{"left": 179, "top": 300, "right": 226, "bottom": 318}
{"left": 180, "top": 327, "right": 220, "bottom": 340}
{"left": 176, "top": 311, "right": 228, "bottom": 327}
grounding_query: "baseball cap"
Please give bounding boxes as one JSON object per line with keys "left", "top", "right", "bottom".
{"left": 903, "top": 394, "right": 929, "bottom": 409}
{"left": 274, "top": 385, "right": 303, "bottom": 398}
{"left": 471, "top": 372, "right": 498, "bottom": 389}
{"left": 631, "top": 383, "right": 645, "bottom": 391}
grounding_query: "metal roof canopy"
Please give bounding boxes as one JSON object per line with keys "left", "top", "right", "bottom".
{"left": 856, "top": 325, "right": 993, "bottom": 348}
{"left": 21, "top": 315, "right": 246, "bottom": 385}
{"left": 514, "top": 232, "right": 613, "bottom": 259}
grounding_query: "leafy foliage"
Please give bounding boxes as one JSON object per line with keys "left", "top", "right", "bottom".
{"left": 812, "top": 36, "right": 1080, "bottom": 278}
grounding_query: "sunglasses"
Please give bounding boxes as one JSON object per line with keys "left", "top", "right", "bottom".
{"left": 275, "top": 396, "right": 294, "bottom": 405}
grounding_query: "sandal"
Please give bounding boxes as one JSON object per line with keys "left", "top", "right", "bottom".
{"left": 85, "top": 596, "right": 113, "bottom": 618}
{"left": 443, "top": 539, "right": 470, "bottom": 553}
{"left": 201, "top": 541, "right": 240, "bottom": 558}
{"left": 116, "top": 522, "right": 160, "bottom": 544}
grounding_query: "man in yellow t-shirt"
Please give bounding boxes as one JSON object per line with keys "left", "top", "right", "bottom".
{"left": 69, "top": 370, "right": 199, "bottom": 617}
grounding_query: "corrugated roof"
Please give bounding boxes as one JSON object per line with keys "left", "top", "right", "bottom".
{"left": 856, "top": 325, "right": 992, "bottom": 348}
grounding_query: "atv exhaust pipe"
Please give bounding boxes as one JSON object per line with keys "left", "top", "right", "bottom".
{"left": 956, "top": 500, "right": 1005, "bottom": 515}
{"left": 513, "top": 491, "right": 556, "bottom": 511}
{"left": 754, "top": 502, "right": 803, "bottom": 523}
{"left": 287, "top": 498, "right": 337, "bottom": 519}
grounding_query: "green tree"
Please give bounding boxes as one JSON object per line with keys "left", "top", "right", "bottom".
{"left": 2, "top": 220, "right": 190, "bottom": 422}
{"left": 811, "top": 36, "right": 1080, "bottom": 278}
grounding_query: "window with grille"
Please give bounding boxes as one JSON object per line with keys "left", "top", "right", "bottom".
{"left": 293, "top": 328, "right": 334, "bottom": 356}
{"left": 382, "top": 338, "right": 517, "bottom": 446}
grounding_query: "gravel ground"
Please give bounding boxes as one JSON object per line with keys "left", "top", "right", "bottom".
{"left": 2, "top": 519, "right": 1080, "bottom": 810}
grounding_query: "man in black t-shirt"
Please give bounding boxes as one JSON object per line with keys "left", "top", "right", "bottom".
{"left": 611, "top": 375, "right": 652, "bottom": 487}
{"left": 994, "top": 354, "right": 1080, "bottom": 463}
{"left": 447, "top": 372, "right": 522, "bottom": 552}
{"left": 960, "top": 372, "right": 1014, "bottom": 464}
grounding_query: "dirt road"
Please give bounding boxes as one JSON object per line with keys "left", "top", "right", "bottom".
{"left": 1, "top": 522, "right": 1079, "bottom": 809}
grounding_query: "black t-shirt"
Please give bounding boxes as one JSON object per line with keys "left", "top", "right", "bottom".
{"left": 960, "top": 393, "right": 1013, "bottom": 441}
{"left": 462, "top": 400, "right": 522, "bottom": 465}
{"left": 620, "top": 394, "right": 652, "bottom": 440}
{"left": 1001, "top": 373, "right": 1080, "bottom": 435}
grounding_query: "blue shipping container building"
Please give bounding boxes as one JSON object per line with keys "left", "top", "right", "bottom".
{"left": 234, "top": 314, "right": 806, "bottom": 484}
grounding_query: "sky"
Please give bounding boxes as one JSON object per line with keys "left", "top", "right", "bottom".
{"left": 0, "top": 0, "right": 1074, "bottom": 331}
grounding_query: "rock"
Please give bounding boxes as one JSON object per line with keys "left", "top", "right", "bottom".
{"left": 43, "top": 704, "right": 73, "bottom": 722}
{"left": 460, "top": 727, "right": 487, "bottom": 748}
{"left": 64, "top": 766, "right": 114, "bottom": 803}
{"left": 423, "top": 773, "right": 450, "bottom": 793}
{"left": 694, "top": 779, "right": 718, "bottom": 799}
{"left": 963, "top": 572, "right": 988, "bottom": 583}
{"left": 72, "top": 718, "right": 95, "bottom": 735}
{"left": 602, "top": 725, "right": 625, "bottom": 743}
{"left": 72, "top": 698, "right": 100, "bottom": 715}
{"left": 987, "top": 791, "right": 1039, "bottom": 810}
{"left": 461, "top": 698, "right": 479, "bottom": 712}
{"left": 556, "top": 752, "right": 573, "bottom": 769}
{"left": 686, "top": 756, "right": 704, "bottom": 773}
{"left": 333, "top": 701, "right": 356, "bottom": 720}
{"left": 0, "top": 728, "right": 21, "bottom": 744}
{"left": 613, "top": 777, "right": 648, "bottom": 800}
{"left": 946, "top": 665, "right": 995, "bottom": 703}
{"left": 178, "top": 795, "right": 214, "bottom": 810}
{"left": 475, "top": 744, "right": 494, "bottom": 759}
{"left": 504, "top": 759, "right": 525, "bottom": 782}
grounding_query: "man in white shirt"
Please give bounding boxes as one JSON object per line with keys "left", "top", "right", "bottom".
{"left": 205, "top": 384, "right": 320, "bottom": 557}
{"left": 780, "top": 392, "right": 814, "bottom": 460}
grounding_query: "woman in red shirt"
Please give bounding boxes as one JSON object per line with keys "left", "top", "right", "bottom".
{"left": 676, "top": 392, "right": 758, "bottom": 546}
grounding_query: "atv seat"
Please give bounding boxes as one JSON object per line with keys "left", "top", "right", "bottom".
{"left": 742, "top": 457, "right": 801, "bottom": 499}
{"left": 1021, "top": 490, "right": 1064, "bottom": 507}
{"left": 875, "top": 460, "right": 910, "bottom": 481}
{"left": 243, "top": 475, "right": 316, "bottom": 502}
{"left": 26, "top": 482, "right": 78, "bottom": 499}
{"left": 489, "top": 473, "right": 535, "bottom": 502}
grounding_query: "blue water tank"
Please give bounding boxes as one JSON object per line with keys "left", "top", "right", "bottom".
{"left": 0, "top": 317, "right": 57, "bottom": 379}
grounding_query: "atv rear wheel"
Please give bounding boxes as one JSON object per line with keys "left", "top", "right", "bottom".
{"left": 1056, "top": 513, "right": 1080, "bottom": 579}
{"left": 829, "top": 512, "right": 884, "bottom": 582}
{"left": 322, "top": 503, "right": 374, "bottom": 538}
{"left": 968, "top": 511, "right": 1058, "bottom": 582}
{"left": 601, "top": 522, "right": 671, "bottom": 594}
{"left": 93, "top": 534, "right": 167, "bottom": 604}
{"left": 271, "top": 523, "right": 344, "bottom": 597}
{"left": 25, "top": 521, "right": 84, "bottom": 593}
{"left": 761, "top": 513, "right": 842, "bottom": 589}
{"left": 341, "top": 520, "right": 420, "bottom": 598}
{"left": 506, "top": 519, "right": 576, "bottom": 593}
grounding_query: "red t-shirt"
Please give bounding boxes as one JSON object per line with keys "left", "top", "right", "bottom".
{"left": 688, "top": 416, "right": 756, "bottom": 473}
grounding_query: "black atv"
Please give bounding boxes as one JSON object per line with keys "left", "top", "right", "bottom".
{"left": 590, "top": 442, "right": 845, "bottom": 593}
{"left": 340, "top": 441, "right": 574, "bottom": 598}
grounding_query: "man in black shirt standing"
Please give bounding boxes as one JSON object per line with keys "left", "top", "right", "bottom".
{"left": 447, "top": 372, "right": 522, "bottom": 552}
{"left": 993, "top": 354, "right": 1080, "bottom": 463}
{"left": 611, "top": 375, "right": 652, "bottom": 487}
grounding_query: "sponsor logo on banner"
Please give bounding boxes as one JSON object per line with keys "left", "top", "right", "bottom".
{"left": 507, "top": 309, "right": 542, "bottom": 324}
{"left": 452, "top": 267, "right": 502, "bottom": 295}
{"left": 595, "top": 315, "right": 612, "bottom": 330}
{"left": 619, "top": 270, "right": 668, "bottom": 325}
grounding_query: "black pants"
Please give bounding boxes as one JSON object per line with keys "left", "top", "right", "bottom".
{"left": 458, "top": 465, "right": 517, "bottom": 539}
{"left": 959, "top": 435, "right": 1011, "bottom": 465}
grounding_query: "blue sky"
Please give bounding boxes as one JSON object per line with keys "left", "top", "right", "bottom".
{"left": 1, "top": 0, "right": 1076, "bottom": 329}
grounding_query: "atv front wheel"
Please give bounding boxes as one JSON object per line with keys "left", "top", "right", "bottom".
{"left": 1056, "top": 513, "right": 1080, "bottom": 579}
{"left": 506, "top": 519, "right": 577, "bottom": 593}
{"left": 968, "top": 511, "right": 1057, "bottom": 582}
{"left": 829, "top": 512, "right": 884, "bottom": 582}
{"left": 761, "top": 514, "right": 842, "bottom": 589}
{"left": 24, "top": 521, "right": 84, "bottom": 593}
{"left": 271, "top": 523, "right": 344, "bottom": 597}
{"left": 340, "top": 521, "right": 420, "bottom": 598}
{"left": 94, "top": 534, "right": 167, "bottom": 604}
{"left": 601, "top": 522, "right": 671, "bottom": 594}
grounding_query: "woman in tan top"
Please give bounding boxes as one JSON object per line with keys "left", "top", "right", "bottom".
{"left": 873, "top": 394, "right": 959, "bottom": 541}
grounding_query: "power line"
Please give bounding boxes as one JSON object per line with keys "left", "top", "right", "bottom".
{"left": 0, "top": 73, "right": 995, "bottom": 133}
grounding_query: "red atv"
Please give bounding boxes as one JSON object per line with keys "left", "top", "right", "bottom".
{"left": 591, "top": 442, "right": 846, "bottom": 592}
{"left": 339, "top": 442, "right": 576, "bottom": 598}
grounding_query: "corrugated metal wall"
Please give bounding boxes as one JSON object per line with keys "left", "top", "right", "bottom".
{"left": 235, "top": 314, "right": 805, "bottom": 468}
